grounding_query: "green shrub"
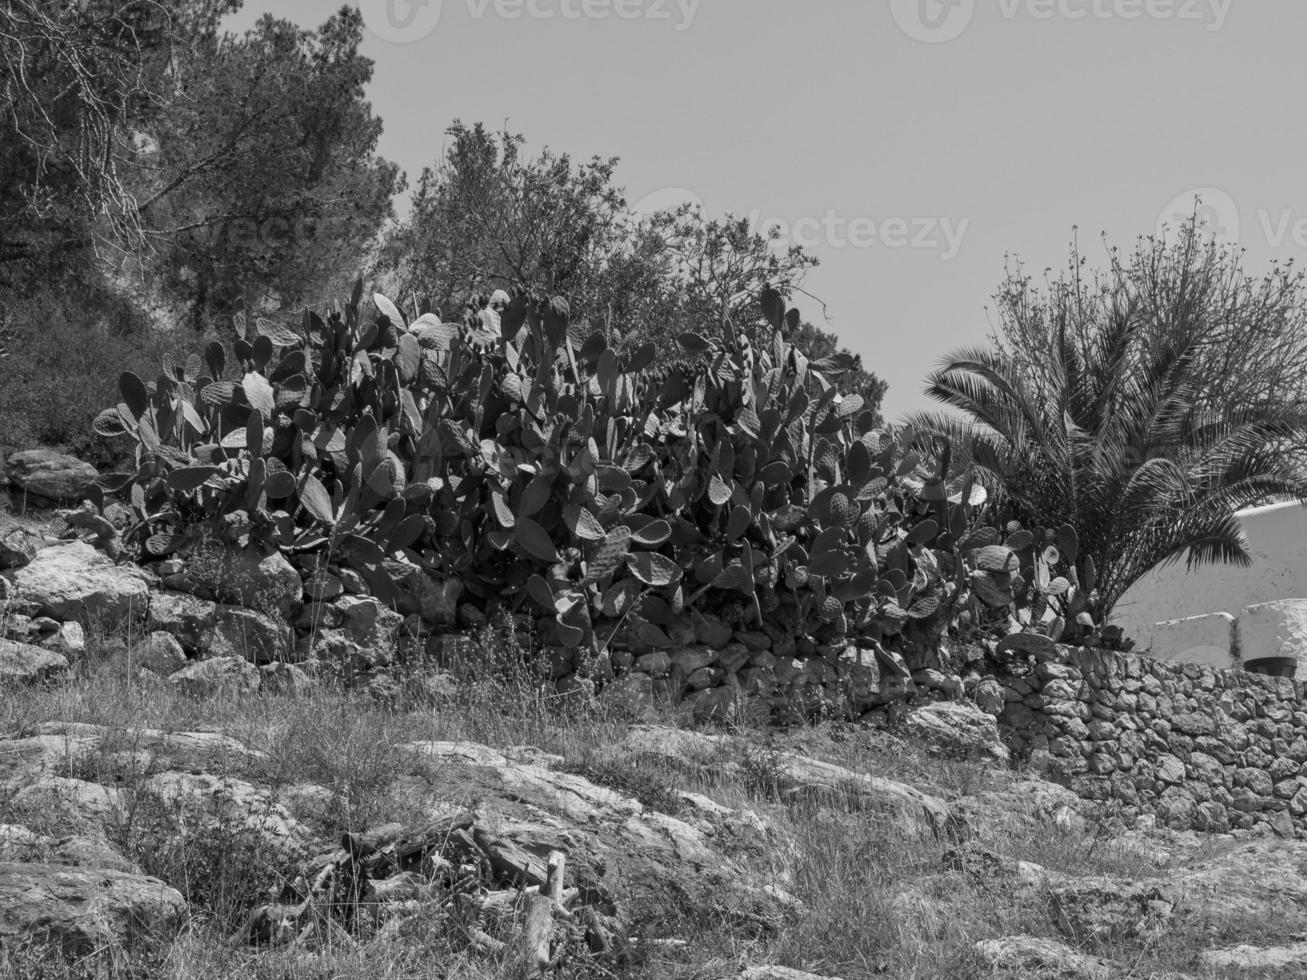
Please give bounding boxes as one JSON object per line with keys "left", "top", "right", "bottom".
{"left": 0, "top": 286, "right": 194, "bottom": 472}
{"left": 91, "top": 280, "right": 1091, "bottom": 673}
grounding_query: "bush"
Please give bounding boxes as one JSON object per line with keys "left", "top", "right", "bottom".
{"left": 0, "top": 284, "right": 192, "bottom": 471}
{"left": 92, "top": 280, "right": 1092, "bottom": 681}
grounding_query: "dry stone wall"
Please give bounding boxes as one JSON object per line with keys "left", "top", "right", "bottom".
{"left": 993, "top": 644, "right": 1307, "bottom": 837}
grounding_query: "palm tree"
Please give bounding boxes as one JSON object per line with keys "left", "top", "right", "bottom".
{"left": 912, "top": 289, "right": 1307, "bottom": 619}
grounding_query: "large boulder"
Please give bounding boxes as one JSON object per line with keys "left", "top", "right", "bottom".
{"left": 899, "top": 700, "right": 1011, "bottom": 764}
{"left": 619, "top": 726, "right": 954, "bottom": 840}
{"left": 387, "top": 561, "right": 461, "bottom": 625}
{"left": 974, "top": 935, "right": 1120, "bottom": 979}
{"left": 337, "top": 595, "right": 403, "bottom": 664}
{"left": 201, "top": 606, "right": 292, "bottom": 664}
{"left": 134, "top": 631, "right": 187, "bottom": 676}
{"left": 0, "top": 639, "right": 69, "bottom": 684}
{"left": 4, "top": 449, "right": 98, "bottom": 503}
{"left": 0, "top": 862, "right": 185, "bottom": 956}
{"left": 146, "top": 591, "right": 217, "bottom": 650}
{"left": 187, "top": 545, "right": 301, "bottom": 617}
{"left": 11, "top": 541, "right": 150, "bottom": 626}
{"left": 0, "top": 515, "right": 46, "bottom": 569}
{"left": 169, "top": 656, "right": 261, "bottom": 698}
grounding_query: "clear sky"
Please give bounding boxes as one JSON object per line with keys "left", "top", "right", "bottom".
{"left": 225, "top": 0, "right": 1307, "bottom": 422}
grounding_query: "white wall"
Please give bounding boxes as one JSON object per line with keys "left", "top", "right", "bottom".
{"left": 1112, "top": 500, "right": 1307, "bottom": 650}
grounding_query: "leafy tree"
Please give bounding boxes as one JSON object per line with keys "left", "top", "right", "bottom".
{"left": 140, "top": 5, "right": 402, "bottom": 322}
{"left": 381, "top": 126, "right": 887, "bottom": 419}
{"left": 914, "top": 273, "right": 1307, "bottom": 618}
{"left": 0, "top": 0, "right": 171, "bottom": 280}
{"left": 993, "top": 216, "right": 1307, "bottom": 439}
{"left": 380, "top": 121, "right": 625, "bottom": 317}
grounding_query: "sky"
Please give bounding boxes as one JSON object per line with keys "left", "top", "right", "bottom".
{"left": 225, "top": 0, "right": 1307, "bottom": 422}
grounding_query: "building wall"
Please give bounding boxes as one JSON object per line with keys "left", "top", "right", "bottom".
{"left": 1111, "top": 501, "right": 1307, "bottom": 653}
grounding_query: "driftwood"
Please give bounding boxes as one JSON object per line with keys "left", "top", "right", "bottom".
{"left": 518, "top": 850, "right": 569, "bottom": 975}
{"left": 241, "top": 812, "right": 616, "bottom": 974}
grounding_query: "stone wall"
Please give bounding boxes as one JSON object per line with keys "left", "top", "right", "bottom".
{"left": 993, "top": 644, "right": 1307, "bottom": 837}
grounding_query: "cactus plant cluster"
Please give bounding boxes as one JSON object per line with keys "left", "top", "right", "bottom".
{"left": 91, "top": 280, "right": 1105, "bottom": 680}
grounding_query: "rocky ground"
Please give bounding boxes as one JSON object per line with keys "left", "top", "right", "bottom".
{"left": 4, "top": 474, "right": 1307, "bottom": 978}
{"left": 4, "top": 671, "right": 1307, "bottom": 979}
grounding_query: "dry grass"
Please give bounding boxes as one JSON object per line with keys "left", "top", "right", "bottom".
{"left": 0, "top": 630, "right": 1267, "bottom": 980}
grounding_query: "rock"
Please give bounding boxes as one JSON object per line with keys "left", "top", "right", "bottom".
{"left": 140, "top": 771, "right": 314, "bottom": 862}
{"left": 0, "top": 518, "right": 45, "bottom": 569}
{"left": 1049, "top": 877, "right": 1175, "bottom": 943}
{"left": 0, "top": 639, "right": 68, "bottom": 684}
{"left": 135, "top": 631, "right": 187, "bottom": 676}
{"left": 1201, "top": 942, "right": 1307, "bottom": 970}
{"left": 0, "top": 829, "right": 132, "bottom": 873}
{"left": 147, "top": 591, "right": 217, "bottom": 649}
{"left": 667, "top": 645, "right": 715, "bottom": 675}
{"left": 303, "top": 569, "right": 343, "bottom": 602}
{"left": 975, "top": 935, "right": 1121, "bottom": 979}
{"left": 1044, "top": 838, "right": 1307, "bottom": 947}
{"left": 634, "top": 651, "right": 671, "bottom": 676}
{"left": 387, "top": 562, "right": 461, "bottom": 626}
{"left": 39, "top": 621, "right": 84, "bottom": 658}
{"left": 169, "top": 656, "right": 261, "bottom": 698}
{"left": 0, "top": 862, "right": 184, "bottom": 956}
{"left": 621, "top": 727, "right": 953, "bottom": 840}
{"left": 683, "top": 685, "right": 737, "bottom": 721}
{"left": 971, "top": 676, "right": 1005, "bottom": 716}
{"left": 397, "top": 739, "right": 750, "bottom": 903}
{"left": 11, "top": 542, "right": 150, "bottom": 626}
{"left": 899, "top": 700, "right": 1011, "bottom": 764}
{"left": 336, "top": 595, "right": 403, "bottom": 664}
{"left": 337, "top": 568, "right": 366, "bottom": 594}
{"left": 0, "top": 724, "right": 263, "bottom": 788}
{"left": 4, "top": 449, "right": 98, "bottom": 502}
{"left": 295, "top": 601, "right": 345, "bottom": 631}
{"left": 201, "top": 606, "right": 292, "bottom": 664}
{"left": 1155, "top": 753, "right": 1186, "bottom": 784}
{"left": 722, "top": 969, "right": 847, "bottom": 980}
{"left": 309, "top": 629, "right": 374, "bottom": 679}
{"left": 598, "top": 673, "right": 654, "bottom": 714}
{"left": 188, "top": 545, "right": 301, "bottom": 617}
{"left": 6, "top": 777, "right": 124, "bottom": 839}
{"left": 259, "top": 662, "right": 313, "bottom": 696}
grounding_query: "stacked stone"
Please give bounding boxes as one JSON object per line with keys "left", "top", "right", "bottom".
{"left": 557, "top": 609, "right": 959, "bottom": 724}
{"left": 1, "top": 537, "right": 470, "bottom": 699}
{"left": 993, "top": 643, "right": 1307, "bottom": 837}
